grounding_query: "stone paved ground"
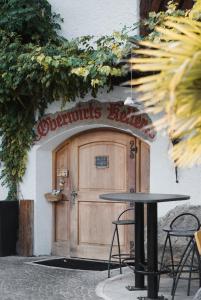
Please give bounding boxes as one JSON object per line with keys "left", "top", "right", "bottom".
{"left": 0, "top": 256, "right": 107, "bottom": 300}
{"left": 96, "top": 269, "right": 200, "bottom": 300}
{"left": 1, "top": 256, "right": 200, "bottom": 300}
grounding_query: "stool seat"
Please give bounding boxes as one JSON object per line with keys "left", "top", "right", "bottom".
{"left": 163, "top": 228, "right": 196, "bottom": 237}
{"left": 112, "top": 220, "right": 135, "bottom": 226}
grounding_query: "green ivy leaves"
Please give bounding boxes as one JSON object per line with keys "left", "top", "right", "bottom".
{"left": 0, "top": 1, "right": 131, "bottom": 200}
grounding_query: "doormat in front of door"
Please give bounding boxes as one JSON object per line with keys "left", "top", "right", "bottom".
{"left": 33, "top": 258, "right": 120, "bottom": 271}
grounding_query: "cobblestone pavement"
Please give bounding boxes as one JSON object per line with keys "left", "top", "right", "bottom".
{"left": 0, "top": 256, "right": 107, "bottom": 300}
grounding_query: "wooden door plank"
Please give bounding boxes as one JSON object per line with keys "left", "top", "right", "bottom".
{"left": 139, "top": 140, "right": 150, "bottom": 227}
{"left": 140, "top": 141, "right": 150, "bottom": 193}
{"left": 18, "top": 200, "right": 34, "bottom": 256}
{"left": 52, "top": 143, "right": 71, "bottom": 256}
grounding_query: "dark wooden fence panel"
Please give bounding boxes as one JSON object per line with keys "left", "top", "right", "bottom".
{"left": 18, "top": 200, "right": 34, "bottom": 256}
{"left": 140, "top": 0, "right": 194, "bottom": 20}
{"left": 0, "top": 201, "right": 19, "bottom": 256}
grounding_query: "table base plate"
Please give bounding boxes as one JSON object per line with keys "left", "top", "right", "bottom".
{"left": 137, "top": 296, "right": 168, "bottom": 300}
{"left": 126, "top": 285, "right": 147, "bottom": 291}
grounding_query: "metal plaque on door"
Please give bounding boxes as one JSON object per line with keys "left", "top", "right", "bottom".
{"left": 95, "top": 156, "right": 109, "bottom": 168}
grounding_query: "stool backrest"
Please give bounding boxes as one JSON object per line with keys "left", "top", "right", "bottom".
{"left": 170, "top": 213, "right": 200, "bottom": 232}
{"left": 118, "top": 208, "right": 135, "bottom": 220}
{"left": 195, "top": 230, "right": 201, "bottom": 255}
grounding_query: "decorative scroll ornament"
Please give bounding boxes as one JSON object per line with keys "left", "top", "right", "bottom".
{"left": 130, "top": 141, "right": 137, "bottom": 159}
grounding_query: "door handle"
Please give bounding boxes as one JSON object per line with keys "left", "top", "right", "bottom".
{"left": 71, "top": 190, "right": 78, "bottom": 204}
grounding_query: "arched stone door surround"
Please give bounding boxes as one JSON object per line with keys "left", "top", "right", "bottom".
{"left": 25, "top": 100, "right": 154, "bottom": 256}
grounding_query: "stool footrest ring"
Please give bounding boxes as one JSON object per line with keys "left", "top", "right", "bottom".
{"left": 111, "top": 253, "right": 134, "bottom": 259}
{"left": 134, "top": 263, "right": 171, "bottom": 276}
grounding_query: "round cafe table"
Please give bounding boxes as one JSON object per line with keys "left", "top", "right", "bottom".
{"left": 99, "top": 193, "right": 190, "bottom": 300}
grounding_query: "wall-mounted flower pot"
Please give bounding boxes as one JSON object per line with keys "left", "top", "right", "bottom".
{"left": 0, "top": 200, "right": 19, "bottom": 256}
{"left": 45, "top": 192, "right": 63, "bottom": 202}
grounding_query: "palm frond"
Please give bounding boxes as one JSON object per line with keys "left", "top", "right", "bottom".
{"left": 132, "top": 16, "right": 201, "bottom": 166}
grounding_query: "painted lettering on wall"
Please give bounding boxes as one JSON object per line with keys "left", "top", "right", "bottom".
{"left": 35, "top": 100, "right": 156, "bottom": 141}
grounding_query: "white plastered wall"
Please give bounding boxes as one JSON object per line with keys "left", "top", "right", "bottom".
{"left": 49, "top": 0, "right": 139, "bottom": 39}
{"left": 151, "top": 133, "right": 201, "bottom": 216}
{"left": 0, "top": 138, "right": 10, "bottom": 200}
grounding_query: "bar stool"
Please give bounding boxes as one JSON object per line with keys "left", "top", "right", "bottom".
{"left": 172, "top": 232, "right": 201, "bottom": 300}
{"left": 108, "top": 207, "right": 135, "bottom": 278}
{"left": 159, "top": 213, "right": 200, "bottom": 297}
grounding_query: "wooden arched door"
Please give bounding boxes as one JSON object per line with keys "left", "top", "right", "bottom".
{"left": 52, "top": 129, "right": 150, "bottom": 259}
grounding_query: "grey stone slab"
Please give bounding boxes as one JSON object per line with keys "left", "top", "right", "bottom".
{"left": 0, "top": 256, "right": 200, "bottom": 300}
{"left": 193, "top": 288, "right": 201, "bottom": 300}
{"left": 0, "top": 256, "right": 106, "bottom": 300}
{"left": 96, "top": 269, "right": 200, "bottom": 300}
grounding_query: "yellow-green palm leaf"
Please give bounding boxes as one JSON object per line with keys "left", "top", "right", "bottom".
{"left": 132, "top": 16, "right": 201, "bottom": 167}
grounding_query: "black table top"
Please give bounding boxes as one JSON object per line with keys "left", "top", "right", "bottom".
{"left": 99, "top": 192, "right": 190, "bottom": 203}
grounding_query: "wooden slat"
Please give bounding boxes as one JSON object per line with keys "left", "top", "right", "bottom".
{"left": 140, "top": 0, "right": 194, "bottom": 35}
{"left": 151, "top": 0, "right": 162, "bottom": 12}
{"left": 139, "top": 140, "right": 150, "bottom": 226}
{"left": 160, "top": 0, "right": 193, "bottom": 10}
{"left": 140, "top": 0, "right": 154, "bottom": 20}
{"left": 195, "top": 230, "right": 201, "bottom": 255}
{"left": 140, "top": 0, "right": 194, "bottom": 16}
{"left": 140, "top": 141, "right": 150, "bottom": 193}
{"left": 18, "top": 200, "right": 34, "bottom": 256}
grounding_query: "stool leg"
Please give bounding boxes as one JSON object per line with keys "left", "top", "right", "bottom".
{"left": 187, "top": 241, "right": 195, "bottom": 296}
{"left": 172, "top": 239, "right": 194, "bottom": 300}
{"left": 169, "top": 236, "right": 175, "bottom": 277}
{"left": 168, "top": 236, "right": 176, "bottom": 296}
{"left": 108, "top": 225, "right": 117, "bottom": 278}
{"left": 171, "top": 238, "right": 192, "bottom": 297}
{"left": 158, "top": 234, "right": 169, "bottom": 291}
{"left": 116, "top": 225, "right": 122, "bottom": 275}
